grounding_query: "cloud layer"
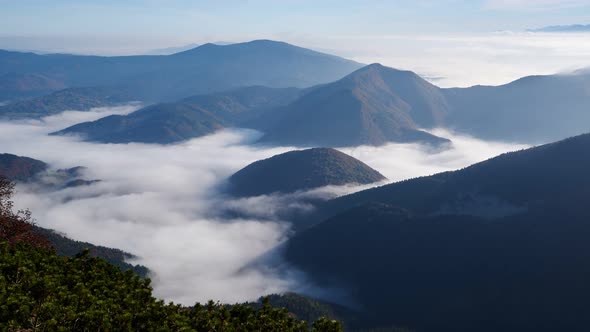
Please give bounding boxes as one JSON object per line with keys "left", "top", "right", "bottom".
{"left": 0, "top": 108, "right": 526, "bottom": 305}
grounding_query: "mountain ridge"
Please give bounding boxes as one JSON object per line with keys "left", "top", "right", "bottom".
{"left": 0, "top": 40, "right": 363, "bottom": 101}
{"left": 285, "top": 132, "right": 590, "bottom": 331}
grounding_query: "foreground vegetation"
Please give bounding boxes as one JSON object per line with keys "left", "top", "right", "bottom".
{"left": 0, "top": 177, "right": 342, "bottom": 331}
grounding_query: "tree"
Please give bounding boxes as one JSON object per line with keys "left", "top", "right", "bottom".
{"left": 0, "top": 176, "right": 48, "bottom": 248}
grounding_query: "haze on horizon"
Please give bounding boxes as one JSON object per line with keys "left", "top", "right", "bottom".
{"left": 2, "top": 0, "right": 590, "bottom": 87}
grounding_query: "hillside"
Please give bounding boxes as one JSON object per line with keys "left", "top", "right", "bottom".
{"left": 0, "top": 86, "right": 138, "bottom": 119}
{"left": 286, "top": 133, "right": 590, "bottom": 331}
{"left": 443, "top": 72, "right": 590, "bottom": 143}
{"left": 53, "top": 86, "right": 301, "bottom": 143}
{"left": 34, "top": 227, "right": 148, "bottom": 278}
{"left": 1, "top": 243, "right": 344, "bottom": 331}
{"left": 0, "top": 72, "right": 66, "bottom": 101}
{"left": 0, "top": 40, "right": 362, "bottom": 101}
{"left": 260, "top": 64, "right": 451, "bottom": 147}
{"left": 0, "top": 153, "right": 48, "bottom": 181}
{"left": 227, "top": 148, "right": 386, "bottom": 197}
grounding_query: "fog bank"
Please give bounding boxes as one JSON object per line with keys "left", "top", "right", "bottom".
{"left": 0, "top": 109, "right": 527, "bottom": 304}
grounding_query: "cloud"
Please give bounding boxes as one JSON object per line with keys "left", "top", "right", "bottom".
{"left": 0, "top": 108, "right": 526, "bottom": 305}
{"left": 299, "top": 32, "right": 590, "bottom": 87}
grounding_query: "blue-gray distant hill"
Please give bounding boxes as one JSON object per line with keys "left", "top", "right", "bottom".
{"left": 528, "top": 24, "right": 590, "bottom": 32}
{"left": 54, "top": 63, "right": 590, "bottom": 146}
{"left": 443, "top": 71, "right": 590, "bottom": 143}
{"left": 259, "top": 63, "right": 451, "bottom": 146}
{"left": 55, "top": 64, "right": 452, "bottom": 146}
{"left": 286, "top": 132, "right": 590, "bottom": 331}
{"left": 0, "top": 40, "right": 363, "bottom": 101}
{"left": 53, "top": 86, "right": 302, "bottom": 144}
{"left": 0, "top": 73, "right": 66, "bottom": 101}
{"left": 227, "top": 148, "right": 386, "bottom": 197}
{"left": 0, "top": 87, "right": 139, "bottom": 119}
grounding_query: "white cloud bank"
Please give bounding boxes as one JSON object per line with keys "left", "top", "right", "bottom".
{"left": 0, "top": 108, "right": 526, "bottom": 305}
{"left": 295, "top": 31, "right": 590, "bottom": 87}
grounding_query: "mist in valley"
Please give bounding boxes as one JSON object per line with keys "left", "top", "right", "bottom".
{"left": 0, "top": 107, "right": 527, "bottom": 305}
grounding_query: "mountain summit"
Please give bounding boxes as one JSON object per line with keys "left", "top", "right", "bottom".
{"left": 259, "top": 63, "right": 450, "bottom": 147}
{"left": 227, "top": 148, "right": 386, "bottom": 197}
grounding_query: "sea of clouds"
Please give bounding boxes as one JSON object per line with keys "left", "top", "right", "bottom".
{"left": 0, "top": 107, "right": 527, "bottom": 305}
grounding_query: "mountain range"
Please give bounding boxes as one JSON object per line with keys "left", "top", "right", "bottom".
{"left": 53, "top": 86, "right": 302, "bottom": 143}
{"left": 227, "top": 148, "right": 386, "bottom": 197}
{"left": 444, "top": 72, "right": 590, "bottom": 143}
{"left": 53, "top": 60, "right": 590, "bottom": 147}
{"left": 0, "top": 87, "right": 138, "bottom": 119}
{"left": 54, "top": 64, "right": 453, "bottom": 146}
{"left": 0, "top": 72, "right": 67, "bottom": 101}
{"left": 285, "top": 133, "right": 590, "bottom": 331}
{"left": 528, "top": 24, "right": 590, "bottom": 32}
{"left": 0, "top": 40, "right": 362, "bottom": 101}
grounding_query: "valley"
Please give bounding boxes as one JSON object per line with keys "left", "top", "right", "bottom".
{"left": 2, "top": 23, "right": 590, "bottom": 331}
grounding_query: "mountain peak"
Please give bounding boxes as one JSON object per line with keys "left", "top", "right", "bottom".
{"left": 260, "top": 63, "right": 451, "bottom": 147}
{"left": 174, "top": 39, "right": 304, "bottom": 56}
{"left": 227, "top": 148, "right": 386, "bottom": 197}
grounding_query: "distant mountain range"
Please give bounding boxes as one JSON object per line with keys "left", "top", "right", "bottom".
{"left": 285, "top": 133, "right": 590, "bottom": 331}
{"left": 54, "top": 64, "right": 452, "bottom": 146}
{"left": 0, "top": 72, "right": 66, "bottom": 101}
{"left": 0, "top": 87, "right": 139, "bottom": 119}
{"left": 0, "top": 40, "right": 362, "bottom": 101}
{"left": 56, "top": 61, "right": 590, "bottom": 147}
{"left": 53, "top": 86, "right": 302, "bottom": 143}
{"left": 227, "top": 148, "right": 386, "bottom": 197}
{"left": 444, "top": 72, "right": 590, "bottom": 143}
{"left": 3, "top": 40, "right": 590, "bottom": 146}
{"left": 528, "top": 24, "right": 590, "bottom": 32}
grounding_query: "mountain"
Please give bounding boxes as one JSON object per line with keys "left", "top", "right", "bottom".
{"left": 53, "top": 86, "right": 301, "bottom": 143}
{"left": 0, "top": 153, "right": 48, "bottom": 181}
{"left": 285, "top": 133, "right": 590, "bottom": 331}
{"left": 0, "top": 40, "right": 362, "bottom": 101}
{"left": 0, "top": 87, "right": 138, "bottom": 119}
{"left": 0, "top": 72, "right": 66, "bottom": 101}
{"left": 227, "top": 148, "right": 386, "bottom": 197}
{"left": 146, "top": 43, "right": 201, "bottom": 55}
{"left": 260, "top": 64, "right": 451, "bottom": 147}
{"left": 443, "top": 72, "right": 590, "bottom": 143}
{"left": 528, "top": 24, "right": 590, "bottom": 32}
{"left": 53, "top": 64, "right": 590, "bottom": 147}
{"left": 34, "top": 227, "right": 148, "bottom": 278}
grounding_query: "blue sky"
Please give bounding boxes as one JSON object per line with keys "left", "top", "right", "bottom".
{"left": 1, "top": 0, "right": 590, "bottom": 42}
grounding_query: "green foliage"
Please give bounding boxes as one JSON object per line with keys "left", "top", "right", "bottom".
{"left": 0, "top": 243, "right": 343, "bottom": 331}
{"left": 259, "top": 293, "right": 340, "bottom": 324}
{"left": 34, "top": 226, "right": 149, "bottom": 278}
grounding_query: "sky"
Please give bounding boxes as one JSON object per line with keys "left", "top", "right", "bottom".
{"left": 2, "top": 0, "right": 590, "bottom": 86}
